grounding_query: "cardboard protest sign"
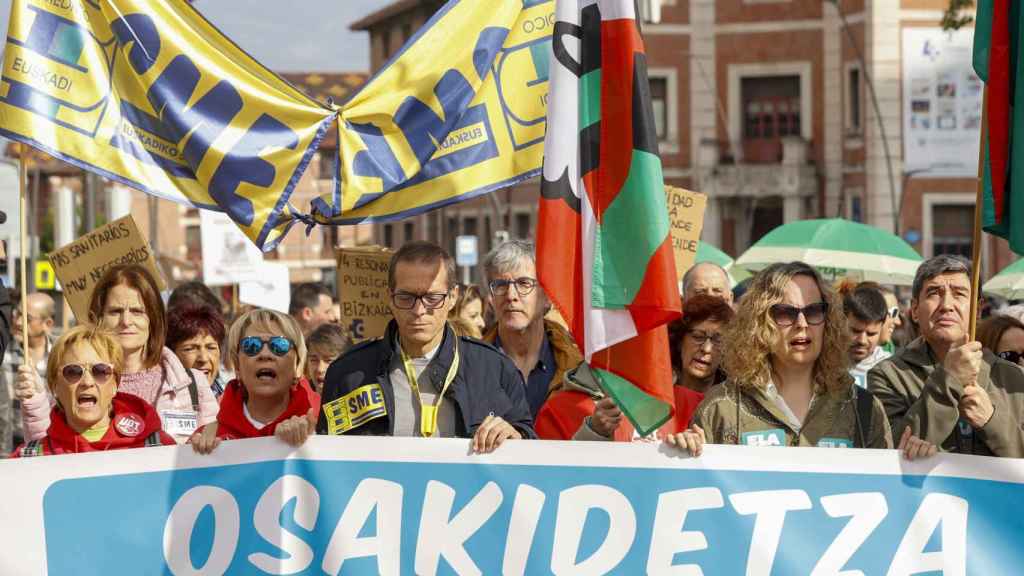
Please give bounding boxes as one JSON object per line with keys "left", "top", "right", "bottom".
{"left": 48, "top": 215, "right": 165, "bottom": 321}
{"left": 336, "top": 246, "right": 392, "bottom": 344}
{"left": 664, "top": 186, "right": 708, "bottom": 284}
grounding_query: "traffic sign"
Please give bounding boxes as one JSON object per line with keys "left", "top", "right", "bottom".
{"left": 455, "top": 235, "right": 478, "bottom": 267}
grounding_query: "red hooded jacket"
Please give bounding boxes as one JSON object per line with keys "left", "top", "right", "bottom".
{"left": 211, "top": 378, "right": 321, "bottom": 440}
{"left": 10, "top": 392, "right": 176, "bottom": 457}
{"left": 535, "top": 385, "right": 705, "bottom": 441}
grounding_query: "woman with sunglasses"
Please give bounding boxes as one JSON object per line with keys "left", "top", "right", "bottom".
{"left": 191, "top": 309, "right": 320, "bottom": 453}
{"left": 11, "top": 325, "right": 175, "bottom": 456}
{"left": 19, "top": 265, "right": 219, "bottom": 444}
{"left": 691, "top": 262, "right": 910, "bottom": 451}
{"left": 978, "top": 315, "right": 1024, "bottom": 368}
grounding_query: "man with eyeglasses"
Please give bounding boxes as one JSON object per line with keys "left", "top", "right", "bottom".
{"left": 3, "top": 292, "right": 55, "bottom": 453}
{"left": 843, "top": 285, "right": 892, "bottom": 389}
{"left": 481, "top": 240, "right": 583, "bottom": 418}
{"left": 317, "top": 241, "right": 535, "bottom": 452}
{"left": 868, "top": 255, "right": 1024, "bottom": 457}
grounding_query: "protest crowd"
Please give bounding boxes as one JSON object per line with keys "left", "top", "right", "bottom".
{"left": 3, "top": 238, "right": 1022, "bottom": 463}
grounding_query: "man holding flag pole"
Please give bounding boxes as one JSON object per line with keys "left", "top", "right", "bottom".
{"left": 535, "top": 0, "right": 704, "bottom": 453}
{"left": 868, "top": 0, "right": 1024, "bottom": 458}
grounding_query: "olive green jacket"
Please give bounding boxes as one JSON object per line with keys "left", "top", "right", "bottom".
{"left": 692, "top": 379, "right": 892, "bottom": 449}
{"left": 867, "top": 337, "right": 1024, "bottom": 457}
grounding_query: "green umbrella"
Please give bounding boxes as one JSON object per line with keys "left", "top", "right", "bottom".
{"left": 983, "top": 258, "right": 1024, "bottom": 299}
{"left": 735, "top": 218, "right": 923, "bottom": 285}
{"left": 695, "top": 241, "right": 749, "bottom": 286}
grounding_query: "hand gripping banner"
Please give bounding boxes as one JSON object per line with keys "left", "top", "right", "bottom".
{"left": 313, "top": 0, "right": 552, "bottom": 225}
{"left": 0, "top": 0, "right": 336, "bottom": 250}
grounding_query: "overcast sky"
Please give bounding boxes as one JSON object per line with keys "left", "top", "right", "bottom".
{"left": 0, "top": 0, "right": 393, "bottom": 72}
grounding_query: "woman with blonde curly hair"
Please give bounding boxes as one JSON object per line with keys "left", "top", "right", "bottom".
{"left": 691, "top": 261, "right": 908, "bottom": 450}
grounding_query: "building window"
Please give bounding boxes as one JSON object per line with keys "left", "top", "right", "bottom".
{"left": 318, "top": 150, "right": 336, "bottom": 180}
{"left": 383, "top": 223, "right": 394, "bottom": 248}
{"left": 463, "top": 216, "right": 478, "bottom": 238}
{"left": 381, "top": 29, "right": 392, "bottom": 60}
{"left": 649, "top": 76, "right": 668, "bottom": 140}
{"left": 185, "top": 225, "right": 201, "bottom": 261}
{"left": 515, "top": 213, "right": 531, "bottom": 239}
{"left": 846, "top": 65, "right": 862, "bottom": 133}
{"left": 850, "top": 195, "right": 863, "bottom": 223}
{"left": 932, "top": 204, "right": 973, "bottom": 258}
{"left": 742, "top": 76, "right": 801, "bottom": 163}
{"left": 403, "top": 221, "right": 415, "bottom": 243}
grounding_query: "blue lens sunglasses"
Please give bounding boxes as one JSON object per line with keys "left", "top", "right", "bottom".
{"left": 239, "top": 336, "right": 295, "bottom": 357}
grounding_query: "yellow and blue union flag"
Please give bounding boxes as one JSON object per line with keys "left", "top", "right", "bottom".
{"left": 314, "top": 0, "right": 553, "bottom": 224}
{"left": 0, "top": 0, "right": 336, "bottom": 250}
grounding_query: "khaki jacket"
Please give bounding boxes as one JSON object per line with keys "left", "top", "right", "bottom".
{"left": 484, "top": 318, "right": 583, "bottom": 399}
{"left": 692, "top": 379, "right": 892, "bottom": 449}
{"left": 867, "top": 337, "right": 1024, "bottom": 457}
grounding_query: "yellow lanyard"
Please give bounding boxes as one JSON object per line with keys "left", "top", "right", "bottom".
{"left": 400, "top": 340, "right": 460, "bottom": 437}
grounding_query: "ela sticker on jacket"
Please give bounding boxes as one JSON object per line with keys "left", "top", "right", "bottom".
{"left": 741, "top": 429, "right": 785, "bottom": 447}
{"left": 323, "top": 384, "right": 387, "bottom": 435}
{"left": 817, "top": 437, "right": 853, "bottom": 448}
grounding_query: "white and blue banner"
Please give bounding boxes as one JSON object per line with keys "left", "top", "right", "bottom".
{"left": 2, "top": 437, "right": 1024, "bottom": 575}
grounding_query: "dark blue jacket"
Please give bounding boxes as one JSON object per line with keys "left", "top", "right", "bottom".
{"left": 317, "top": 321, "right": 536, "bottom": 438}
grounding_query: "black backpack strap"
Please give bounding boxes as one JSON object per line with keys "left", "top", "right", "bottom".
{"left": 854, "top": 387, "right": 875, "bottom": 448}
{"left": 186, "top": 369, "right": 200, "bottom": 412}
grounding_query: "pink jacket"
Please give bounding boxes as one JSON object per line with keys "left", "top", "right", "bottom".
{"left": 22, "top": 347, "right": 219, "bottom": 444}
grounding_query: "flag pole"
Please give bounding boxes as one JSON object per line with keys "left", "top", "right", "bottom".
{"left": 17, "top": 145, "right": 29, "bottom": 361}
{"left": 969, "top": 87, "right": 989, "bottom": 342}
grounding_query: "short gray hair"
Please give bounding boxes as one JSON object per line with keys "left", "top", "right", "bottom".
{"left": 682, "top": 261, "right": 729, "bottom": 295}
{"left": 483, "top": 239, "right": 536, "bottom": 282}
{"left": 912, "top": 255, "right": 971, "bottom": 301}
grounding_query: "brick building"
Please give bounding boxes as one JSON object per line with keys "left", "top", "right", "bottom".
{"left": 353, "top": 0, "right": 1014, "bottom": 280}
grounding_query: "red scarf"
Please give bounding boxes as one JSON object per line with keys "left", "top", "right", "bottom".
{"left": 214, "top": 378, "right": 320, "bottom": 440}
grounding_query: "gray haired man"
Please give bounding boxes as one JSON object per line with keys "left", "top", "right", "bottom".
{"left": 868, "top": 255, "right": 1024, "bottom": 457}
{"left": 482, "top": 240, "right": 583, "bottom": 418}
{"left": 682, "top": 262, "right": 733, "bottom": 307}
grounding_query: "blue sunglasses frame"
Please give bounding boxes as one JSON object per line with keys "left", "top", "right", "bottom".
{"left": 239, "top": 336, "right": 295, "bottom": 357}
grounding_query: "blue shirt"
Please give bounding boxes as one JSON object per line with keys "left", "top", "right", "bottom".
{"left": 495, "top": 332, "right": 557, "bottom": 418}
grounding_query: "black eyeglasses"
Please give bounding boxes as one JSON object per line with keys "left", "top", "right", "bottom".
{"left": 489, "top": 277, "right": 538, "bottom": 297}
{"left": 688, "top": 331, "right": 723, "bottom": 348}
{"left": 888, "top": 306, "right": 900, "bottom": 319}
{"left": 770, "top": 302, "right": 829, "bottom": 327}
{"left": 998, "top": 350, "right": 1024, "bottom": 364}
{"left": 240, "top": 336, "right": 295, "bottom": 357}
{"left": 60, "top": 363, "right": 114, "bottom": 385}
{"left": 391, "top": 291, "right": 449, "bottom": 310}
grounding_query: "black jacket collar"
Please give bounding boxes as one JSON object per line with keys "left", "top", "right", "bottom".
{"left": 381, "top": 320, "right": 459, "bottom": 386}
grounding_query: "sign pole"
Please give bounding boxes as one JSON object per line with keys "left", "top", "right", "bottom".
{"left": 17, "top": 146, "right": 29, "bottom": 362}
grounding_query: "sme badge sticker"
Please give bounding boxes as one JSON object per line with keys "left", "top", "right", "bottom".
{"left": 322, "top": 384, "right": 387, "bottom": 435}
{"left": 741, "top": 429, "right": 785, "bottom": 447}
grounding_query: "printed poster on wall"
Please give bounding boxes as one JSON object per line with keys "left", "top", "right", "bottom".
{"left": 902, "top": 27, "right": 982, "bottom": 177}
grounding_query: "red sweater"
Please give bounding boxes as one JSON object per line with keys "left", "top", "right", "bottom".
{"left": 535, "top": 385, "right": 705, "bottom": 441}
{"left": 211, "top": 378, "right": 320, "bottom": 440}
{"left": 11, "top": 393, "right": 176, "bottom": 457}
